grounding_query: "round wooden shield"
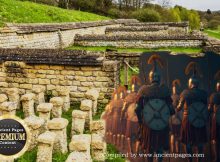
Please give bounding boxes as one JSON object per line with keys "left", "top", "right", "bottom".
{"left": 143, "top": 99, "right": 170, "bottom": 131}
{"left": 188, "top": 102, "right": 208, "bottom": 128}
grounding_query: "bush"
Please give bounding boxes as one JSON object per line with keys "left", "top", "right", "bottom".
{"left": 208, "top": 20, "right": 220, "bottom": 29}
{"left": 131, "top": 9, "right": 161, "bottom": 22}
{"left": 108, "top": 8, "right": 120, "bottom": 18}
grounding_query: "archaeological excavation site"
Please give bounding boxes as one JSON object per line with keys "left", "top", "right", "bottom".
{"left": 0, "top": 13, "right": 220, "bottom": 162}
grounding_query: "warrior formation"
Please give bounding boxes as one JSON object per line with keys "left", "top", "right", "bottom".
{"left": 103, "top": 54, "right": 220, "bottom": 162}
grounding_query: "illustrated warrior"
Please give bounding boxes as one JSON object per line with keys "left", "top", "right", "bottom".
{"left": 120, "top": 75, "right": 142, "bottom": 153}
{"left": 177, "top": 62, "right": 208, "bottom": 162}
{"left": 111, "top": 86, "right": 127, "bottom": 146}
{"left": 170, "top": 79, "right": 182, "bottom": 153}
{"left": 102, "top": 89, "right": 118, "bottom": 143}
{"left": 209, "top": 70, "right": 220, "bottom": 162}
{"left": 135, "top": 54, "right": 175, "bottom": 162}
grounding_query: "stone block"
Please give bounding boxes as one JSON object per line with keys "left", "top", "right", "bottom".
{"left": 20, "top": 93, "right": 35, "bottom": 101}
{"left": 69, "top": 134, "right": 91, "bottom": 153}
{"left": 65, "top": 151, "right": 92, "bottom": 162}
{"left": 0, "top": 94, "right": 8, "bottom": 103}
{"left": 71, "top": 110, "right": 87, "bottom": 135}
{"left": 85, "top": 89, "right": 99, "bottom": 101}
{"left": 37, "top": 131, "right": 56, "bottom": 145}
{"left": 47, "top": 118, "right": 68, "bottom": 130}
{"left": 90, "top": 120, "right": 106, "bottom": 136}
{"left": 37, "top": 103, "right": 53, "bottom": 112}
{"left": 91, "top": 134, "right": 106, "bottom": 150}
{"left": 80, "top": 99, "right": 93, "bottom": 111}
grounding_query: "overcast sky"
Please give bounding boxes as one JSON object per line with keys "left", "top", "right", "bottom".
{"left": 159, "top": 0, "right": 220, "bottom": 11}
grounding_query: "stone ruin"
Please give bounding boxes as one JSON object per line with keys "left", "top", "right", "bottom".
{"left": 0, "top": 86, "right": 106, "bottom": 162}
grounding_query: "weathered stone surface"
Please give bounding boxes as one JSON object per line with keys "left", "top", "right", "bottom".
{"left": 25, "top": 116, "right": 46, "bottom": 150}
{"left": 47, "top": 118, "right": 68, "bottom": 153}
{"left": 47, "top": 118, "right": 68, "bottom": 130}
{"left": 0, "top": 102, "right": 17, "bottom": 111}
{"left": 37, "top": 103, "right": 53, "bottom": 121}
{"left": 20, "top": 93, "right": 35, "bottom": 101}
{"left": 0, "top": 94, "right": 8, "bottom": 103}
{"left": 65, "top": 151, "right": 92, "bottom": 162}
{"left": 90, "top": 120, "right": 106, "bottom": 135}
{"left": 91, "top": 134, "right": 106, "bottom": 150}
{"left": 24, "top": 116, "right": 45, "bottom": 130}
{"left": 32, "top": 85, "right": 45, "bottom": 105}
{"left": 21, "top": 93, "right": 35, "bottom": 117}
{"left": 0, "top": 102, "right": 17, "bottom": 115}
{"left": 80, "top": 99, "right": 93, "bottom": 111}
{"left": 50, "top": 97, "right": 63, "bottom": 106}
{"left": 71, "top": 110, "right": 87, "bottom": 135}
{"left": 91, "top": 134, "right": 107, "bottom": 161}
{"left": 50, "top": 97, "right": 63, "bottom": 118}
{"left": 37, "top": 131, "right": 56, "bottom": 162}
{"left": 72, "top": 110, "right": 87, "bottom": 119}
{"left": 85, "top": 89, "right": 99, "bottom": 101}
{"left": 69, "top": 134, "right": 91, "bottom": 153}
{"left": 37, "top": 131, "right": 56, "bottom": 145}
{"left": 37, "top": 103, "right": 53, "bottom": 112}
{"left": 5, "top": 88, "right": 20, "bottom": 109}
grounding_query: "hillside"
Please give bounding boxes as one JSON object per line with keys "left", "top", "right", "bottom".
{"left": 0, "top": 0, "right": 109, "bottom": 26}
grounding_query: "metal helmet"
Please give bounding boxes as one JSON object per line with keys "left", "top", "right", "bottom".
{"left": 130, "top": 75, "right": 142, "bottom": 92}
{"left": 185, "top": 62, "right": 201, "bottom": 89}
{"left": 214, "top": 70, "right": 220, "bottom": 92}
{"left": 147, "top": 54, "right": 164, "bottom": 84}
{"left": 172, "top": 79, "right": 181, "bottom": 95}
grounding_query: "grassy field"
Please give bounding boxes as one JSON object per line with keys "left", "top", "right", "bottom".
{"left": 204, "top": 27, "right": 220, "bottom": 40}
{"left": 67, "top": 46, "right": 203, "bottom": 54}
{"left": 0, "top": 0, "right": 109, "bottom": 26}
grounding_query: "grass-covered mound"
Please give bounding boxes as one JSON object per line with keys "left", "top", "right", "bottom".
{"left": 204, "top": 27, "right": 220, "bottom": 40}
{"left": 0, "top": 0, "right": 109, "bottom": 26}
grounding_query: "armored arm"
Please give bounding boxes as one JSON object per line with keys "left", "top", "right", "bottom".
{"left": 177, "top": 96, "right": 184, "bottom": 112}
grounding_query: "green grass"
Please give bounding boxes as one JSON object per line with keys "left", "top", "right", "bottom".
{"left": 67, "top": 46, "right": 203, "bottom": 54}
{"left": 0, "top": 0, "right": 109, "bottom": 26}
{"left": 204, "top": 27, "right": 220, "bottom": 40}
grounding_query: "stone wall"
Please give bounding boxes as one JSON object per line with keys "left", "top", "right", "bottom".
{"left": 0, "top": 19, "right": 138, "bottom": 49}
{"left": 74, "top": 34, "right": 206, "bottom": 48}
{"left": 0, "top": 49, "right": 121, "bottom": 104}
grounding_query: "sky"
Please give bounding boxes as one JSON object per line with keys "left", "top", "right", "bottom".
{"left": 159, "top": 0, "right": 220, "bottom": 11}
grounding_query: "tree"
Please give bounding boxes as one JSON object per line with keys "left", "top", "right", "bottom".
{"left": 131, "top": 8, "right": 161, "bottom": 22}
{"left": 158, "top": 0, "right": 171, "bottom": 8}
{"left": 207, "top": 9, "right": 212, "bottom": 14}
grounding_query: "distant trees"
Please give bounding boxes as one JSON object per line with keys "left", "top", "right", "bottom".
{"left": 25, "top": 0, "right": 203, "bottom": 30}
{"left": 131, "top": 8, "right": 161, "bottom": 22}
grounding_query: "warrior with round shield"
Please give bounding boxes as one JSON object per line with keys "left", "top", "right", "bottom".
{"left": 135, "top": 54, "right": 175, "bottom": 162}
{"left": 209, "top": 70, "right": 220, "bottom": 162}
{"left": 170, "top": 79, "right": 182, "bottom": 153}
{"left": 177, "top": 62, "right": 208, "bottom": 162}
{"left": 120, "top": 75, "right": 142, "bottom": 153}
{"left": 111, "top": 86, "right": 127, "bottom": 147}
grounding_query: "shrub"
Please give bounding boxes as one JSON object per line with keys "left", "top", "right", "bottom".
{"left": 131, "top": 9, "right": 161, "bottom": 22}
{"left": 207, "top": 20, "right": 220, "bottom": 29}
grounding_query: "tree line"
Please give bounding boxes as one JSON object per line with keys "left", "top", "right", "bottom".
{"left": 21, "top": 0, "right": 203, "bottom": 30}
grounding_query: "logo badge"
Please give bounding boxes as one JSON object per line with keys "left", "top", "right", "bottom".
{"left": 0, "top": 115, "right": 30, "bottom": 159}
